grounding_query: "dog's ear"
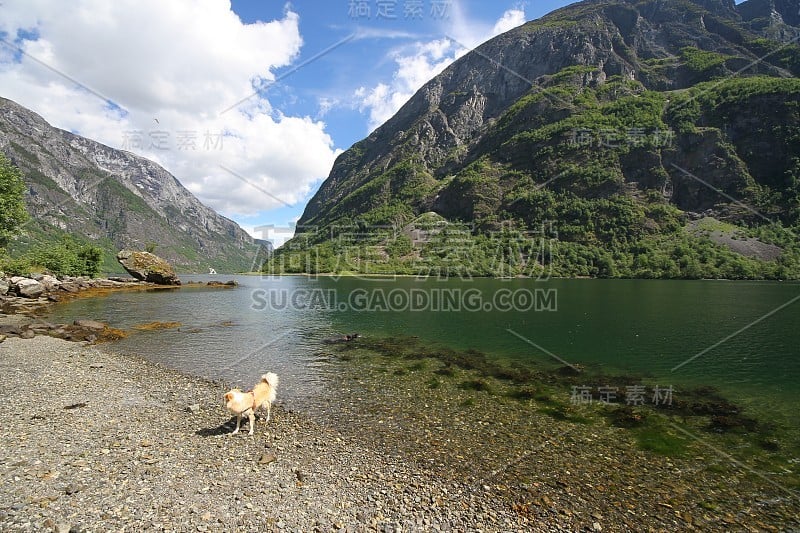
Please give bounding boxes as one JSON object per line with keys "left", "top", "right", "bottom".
{"left": 224, "top": 392, "right": 232, "bottom": 402}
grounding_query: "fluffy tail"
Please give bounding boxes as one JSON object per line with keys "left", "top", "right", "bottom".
{"left": 261, "top": 372, "right": 279, "bottom": 389}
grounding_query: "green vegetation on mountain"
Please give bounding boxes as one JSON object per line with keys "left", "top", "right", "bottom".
{"left": 268, "top": 0, "right": 800, "bottom": 279}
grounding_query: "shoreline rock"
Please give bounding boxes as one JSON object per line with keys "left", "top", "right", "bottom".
{"left": 0, "top": 270, "right": 236, "bottom": 345}
{"left": 15, "top": 278, "right": 44, "bottom": 298}
{"left": 0, "top": 274, "right": 168, "bottom": 317}
{"left": 116, "top": 250, "right": 181, "bottom": 285}
{"left": 0, "top": 274, "right": 176, "bottom": 343}
{"left": 206, "top": 280, "right": 238, "bottom": 287}
{"left": 0, "top": 318, "right": 127, "bottom": 344}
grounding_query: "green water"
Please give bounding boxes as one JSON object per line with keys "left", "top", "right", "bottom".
{"left": 317, "top": 277, "right": 800, "bottom": 421}
{"left": 46, "top": 276, "right": 800, "bottom": 427}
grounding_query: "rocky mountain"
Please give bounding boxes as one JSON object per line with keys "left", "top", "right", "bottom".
{"left": 280, "top": 0, "right": 800, "bottom": 279}
{"left": 0, "top": 97, "right": 260, "bottom": 273}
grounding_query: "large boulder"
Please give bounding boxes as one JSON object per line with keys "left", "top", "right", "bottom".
{"left": 116, "top": 250, "right": 181, "bottom": 285}
{"left": 16, "top": 278, "right": 45, "bottom": 298}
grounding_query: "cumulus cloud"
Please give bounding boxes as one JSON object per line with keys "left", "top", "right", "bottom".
{"left": 492, "top": 8, "right": 527, "bottom": 36}
{"left": 0, "top": 0, "right": 341, "bottom": 219}
{"left": 353, "top": 37, "right": 457, "bottom": 130}
{"left": 354, "top": 7, "right": 527, "bottom": 131}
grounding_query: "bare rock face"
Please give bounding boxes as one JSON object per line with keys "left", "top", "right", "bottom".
{"left": 297, "top": 0, "right": 800, "bottom": 233}
{"left": 116, "top": 250, "right": 181, "bottom": 285}
{"left": 0, "top": 98, "right": 256, "bottom": 272}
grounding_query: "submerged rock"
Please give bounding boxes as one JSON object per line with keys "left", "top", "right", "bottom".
{"left": 73, "top": 319, "right": 106, "bottom": 331}
{"left": 116, "top": 250, "right": 180, "bottom": 285}
{"left": 323, "top": 333, "right": 362, "bottom": 344}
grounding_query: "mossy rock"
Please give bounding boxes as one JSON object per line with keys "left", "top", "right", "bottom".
{"left": 116, "top": 250, "right": 180, "bottom": 285}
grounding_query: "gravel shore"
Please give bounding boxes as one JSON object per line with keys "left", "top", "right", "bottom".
{"left": 2, "top": 333, "right": 798, "bottom": 532}
{"left": 0, "top": 336, "right": 545, "bottom": 532}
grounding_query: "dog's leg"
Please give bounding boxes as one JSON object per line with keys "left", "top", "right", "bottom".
{"left": 231, "top": 414, "right": 241, "bottom": 435}
{"left": 265, "top": 402, "right": 271, "bottom": 423}
{"left": 247, "top": 411, "right": 255, "bottom": 436}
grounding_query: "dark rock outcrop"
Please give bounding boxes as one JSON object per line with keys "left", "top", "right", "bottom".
{"left": 206, "top": 280, "right": 238, "bottom": 287}
{"left": 116, "top": 250, "right": 181, "bottom": 285}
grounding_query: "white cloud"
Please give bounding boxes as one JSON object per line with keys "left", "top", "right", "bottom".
{"left": 0, "top": 0, "right": 341, "bottom": 217}
{"left": 354, "top": 7, "right": 527, "bottom": 131}
{"left": 492, "top": 8, "right": 527, "bottom": 36}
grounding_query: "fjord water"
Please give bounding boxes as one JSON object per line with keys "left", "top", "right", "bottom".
{"left": 45, "top": 276, "right": 800, "bottom": 423}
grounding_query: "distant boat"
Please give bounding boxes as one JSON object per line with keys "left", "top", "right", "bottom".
{"left": 208, "top": 267, "right": 217, "bottom": 275}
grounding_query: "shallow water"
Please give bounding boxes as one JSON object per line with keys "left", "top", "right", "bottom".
{"left": 45, "top": 275, "right": 800, "bottom": 426}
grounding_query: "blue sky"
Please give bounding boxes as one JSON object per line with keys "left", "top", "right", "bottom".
{"left": 225, "top": 0, "right": 565, "bottom": 240}
{"left": 228, "top": 0, "right": 572, "bottom": 147}
{"left": 0, "top": 0, "right": 745, "bottom": 246}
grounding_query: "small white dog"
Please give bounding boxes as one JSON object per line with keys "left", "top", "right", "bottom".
{"left": 224, "top": 373, "right": 279, "bottom": 435}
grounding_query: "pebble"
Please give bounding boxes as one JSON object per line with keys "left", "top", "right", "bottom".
{"left": 258, "top": 452, "right": 277, "bottom": 465}
{"left": 64, "top": 483, "right": 82, "bottom": 495}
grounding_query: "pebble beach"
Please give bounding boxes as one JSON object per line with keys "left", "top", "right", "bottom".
{"left": 0, "top": 335, "right": 545, "bottom": 532}
{"left": 1, "top": 332, "right": 799, "bottom": 531}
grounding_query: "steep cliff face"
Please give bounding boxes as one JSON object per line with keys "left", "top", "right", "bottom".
{"left": 0, "top": 97, "right": 258, "bottom": 272}
{"left": 285, "top": 0, "right": 800, "bottom": 279}
{"left": 740, "top": 0, "right": 800, "bottom": 40}
{"left": 300, "top": 0, "right": 797, "bottom": 228}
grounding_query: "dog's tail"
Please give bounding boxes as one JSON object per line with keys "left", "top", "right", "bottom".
{"left": 261, "top": 372, "right": 279, "bottom": 389}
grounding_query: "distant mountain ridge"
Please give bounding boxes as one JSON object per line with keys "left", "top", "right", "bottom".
{"left": 0, "top": 97, "right": 260, "bottom": 273}
{"left": 276, "top": 0, "right": 800, "bottom": 279}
